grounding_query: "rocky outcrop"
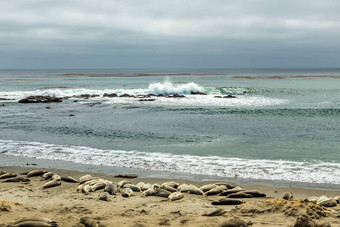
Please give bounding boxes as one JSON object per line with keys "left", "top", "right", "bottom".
{"left": 103, "top": 93, "right": 118, "bottom": 98}
{"left": 18, "top": 96, "right": 62, "bottom": 103}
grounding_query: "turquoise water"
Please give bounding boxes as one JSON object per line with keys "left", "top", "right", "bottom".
{"left": 0, "top": 68, "right": 339, "bottom": 185}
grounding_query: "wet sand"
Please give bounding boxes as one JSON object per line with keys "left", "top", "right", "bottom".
{"left": 1, "top": 166, "right": 340, "bottom": 227}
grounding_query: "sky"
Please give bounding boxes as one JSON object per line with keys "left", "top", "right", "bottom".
{"left": 1, "top": 0, "right": 340, "bottom": 69}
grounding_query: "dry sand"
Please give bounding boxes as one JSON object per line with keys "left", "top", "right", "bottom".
{"left": 1, "top": 166, "right": 340, "bottom": 227}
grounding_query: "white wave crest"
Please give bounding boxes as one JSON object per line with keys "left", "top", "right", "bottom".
{"left": 147, "top": 81, "right": 203, "bottom": 95}
{"left": 1, "top": 139, "right": 339, "bottom": 184}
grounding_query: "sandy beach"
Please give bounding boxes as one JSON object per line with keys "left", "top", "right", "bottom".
{"left": 1, "top": 166, "right": 340, "bottom": 227}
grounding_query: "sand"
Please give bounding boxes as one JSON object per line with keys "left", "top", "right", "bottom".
{"left": 1, "top": 166, "right": 340, "bottom": 227}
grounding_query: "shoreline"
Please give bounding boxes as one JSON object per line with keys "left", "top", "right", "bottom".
{"left": 1, "top": 165, "right": 340, "bottom": 226}
{"left": 1, "top": 154, "right": 340, "bottom": 191}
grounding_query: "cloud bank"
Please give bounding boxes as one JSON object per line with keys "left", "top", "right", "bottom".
{"left": 1, "top": 0, "right": 340, "bottom": 68}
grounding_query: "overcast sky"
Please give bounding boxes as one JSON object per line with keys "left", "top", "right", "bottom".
{"left": 1, "top": 0, "right": 340, "bottom": 69}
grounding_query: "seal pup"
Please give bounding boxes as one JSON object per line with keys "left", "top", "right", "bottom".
{"left": 188, "top": 185, "right": 204, "bottom": 195}
{"left": 121, "top": 188, "right": 134, "bottom": 197}
{"left": 78, "top": 174, "right": 93, "bottom": 184}
{"left": 61, "top": 176, "right": 78, "bottom": 183}
{"left": 0, "top": 173, "right": 17, "bottom": 179}
{"left": 27, "top": 170, "right": 47, "bottom": 178}
{"left": 211, "top": 198, "right": 243, "bottom": 205}
{"left": 219, "top": 189, "right": 246, "bottom": 196}
{"left": 41, "top": 172, "right": 55, "bottom": 181}
{"left": 117, "top": 180, "right": 131, "bottom": 189}
{"left": 51, "top": 174, "right": 61, "bottom": 181}
{"left": 104, "top": 183, "right": 117, "bottom": 195}
{"left": 242, "top": 190, "right": 266, "bottom": 197}
{"left": 141, "top": 188, "right": 156, "bottom": 197}
{"left": 154, "top": 185, "right": 172, "bottom": 198}
{"left": 283, "top": 192, "right": 293, "bottom": 200}
{"left": 226, "top": 192, "right": 252, "bottom": 198}
{"left": 214, "top": 182, "right": 235, "bottom": 189}
{"left": 11, "top": 217, "right": 57, "bottom": 226}
{"left": 136, "top": 182, "right": 145, "bottom": 189}
{"left": 99, "top": 192, "right": 111, "bottom": 202}
{"left": 80, "top": 216, "right": 98, "bottom": 227}
{"left": 200, "top": 184, "right": 217, "bottom": 192}
{"left": 160, "top": 185, "right": 177, "bottom": 193}
{"left": 82, "top": 184, "right": 92, "bottom": 194}
{"left": 122, "top": 184, "right": 141, "bottom": 192}
{"left": 3, "top": 177, "right": 30, "bottom": 183}
{"left": 141, "top": 183, "right": 153, "bottom": 191}
{"left": 204, "top": 186, "right": 225, "bottom": 196}
{"left": 168, "top": 192, "right": 184, "bottom": 201}
{"left": 90, "top": 179, "right": 110, "bottom": 192}
{"left": 161, "top": 181, "right": 179, "bottom": 189}
{"left": 42, "top": 180, "right": 61, "bottom": 189}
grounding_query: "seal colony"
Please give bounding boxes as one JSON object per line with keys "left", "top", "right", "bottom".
{"left": 1, "top": 167, "right": 340, "bottom": 226}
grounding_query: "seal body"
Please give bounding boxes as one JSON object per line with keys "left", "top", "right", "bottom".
{"left": 121, "top": 188, "right": 134, "bottom": 197}
{"left": 283, "top": 192, "right": 293, "bottom": 200}
{"left": 42, "top": 180, "right": 61, "bottom": 189}
{"left": 3, "top": 177, "right": 30, "bottom": 182}
{"left": 61, "top": 176, "right": 78, "bottom": 183}
{"left": 80, "top": 216, "right": 98, "bottom": 227}
{"left": 99, "top": 192, "right": 111, "bottom": 202}
{"left": 104, "top": 183, "right": 117, "bottom": 195}
{"left": 117, "top": 180, "right": 131, "bottom": 188}
{"left": 0, "top": 173, "right": 17, "bottom": 179}
{"left": 211, "top": 198, "right": 243, "bottom": 205}
{"left": 188, "top": 185, "right": 204, "bottom": 195}
{"left": 41, "top": 172, "right": 55, "bottom": 181}
{"left": 200, "top": 184, "right": 217, "bottom": 192}
{"left": 168, "top": 192, "right": 184, "bottom": 201}
{"left": 27, "top": 170, "right": 47, "bottom": 178}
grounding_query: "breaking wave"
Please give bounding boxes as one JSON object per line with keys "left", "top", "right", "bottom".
{"left": 1, "top": 139, "right": 339, "bottom": 185}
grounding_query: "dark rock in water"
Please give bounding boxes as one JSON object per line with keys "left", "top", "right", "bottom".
{"left": 191, "top": 91, "right": 207, "bottom": 95}
{"left": 224, "top": 95, "right": 236, "bottom": 98}
{"left": 119, "top": 93, "right": 135, "bottom": 98}
{"left": 91, "top": 94, "right": 99, "bottom": 98}
{"left": 157, "top": 94, "right": 165, "bottom": 97}
{"left": 139, "top": 98, "right": 156, "bottom": 102}
{"left": 0, "top": 98, "right": 15, "bottom": 100}
{"left": 214, "top": 96, "right": 222, "bottom": 98}
{"left": 103, "top": 93, "right": 118, "bottom": 98}
{"left": 114, "top": 174, "right": 138, "bottom": 179}
{"left": 166, "top": 94, "right": 185, "bottom": 98}
{"left": 18, "top": 96, "right": 62, "bottom": 103}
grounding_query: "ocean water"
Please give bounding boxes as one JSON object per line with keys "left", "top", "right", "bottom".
{"left": 0, "top": 68, "right": 340, "bottom": 187}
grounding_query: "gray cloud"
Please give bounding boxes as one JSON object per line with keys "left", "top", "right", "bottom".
{"left": 1, "top": 0, "right": 340, "bottom": 68}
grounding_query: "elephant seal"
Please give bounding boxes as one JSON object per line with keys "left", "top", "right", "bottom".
{"left": 122, "top": 184, "right": 141, "bottom": 192}
{"left": 283, "top": 192, "right": 293, "bottom": 200}
{"left": 0, "top": 173, "right": 17, "bottom": 179}
{"left": 0, "top": 170, "right": 6, "bottom": 175}
{"left": 188, "top": 185, "right": 204, "bottom": 195}
{"left": 80, "top": 216, "right": 98, "bottom": 227}
{"left": 9, "top": 221, "right": 58, "bottom": 226}
{"left": 200, "top": 184, "right": 217, "bottom": 192}
{"left": 202, "top": 208, "right": 226, "bottom": 216}
{"left": 42, "top": 180, "right": 61, "bottom": 189}
{"left": 219, "top": 189, "right": 246, "bottom": 196}
{"left": 211, "top": 198, "right": 243, "bottom": 205}
{"left": 41, "top": 172, "right": 55, "bottom": 181}
{"left": 117, "top": 180, "right": 131, "bottom": 188}
{"left": 242, "top": 190, "right": 266, "bottom": 197}
{"left": 214, "top": 182, "right": 235, "bottom": 189}
{"left": 99, "top": 192, "right": 111, "bottom": 202}
{"left": 154, "top": 186, "right": 172, "bottom": 198}
{"left": 3, "top": 177, "right": 30, "bottom": 183}
{"left": 82, "top": 184, "right": 92, "bottom": 194}
{"left": 90, "top": 180, "right": 109, "bottom": 192}
{"left": 204, "top": 186, "right": 224, "bottom": 196}
{"left": 121, "top": 188, "right": 134, "bottom": 197}
{"left": 168, "top": 192, "right": 184, "bottom": 201}
{"left": 61, "top": 176, "right": 78, "bottom": 183}
{"left": 51, "top": 175, "right": 61, "bottom": 181}
{"left": 141, "top": 188, "right": 156, "bottom": 197}
{"left": 161, "top": 185, "right": 177, "bottom": 193}
{"left": 226, "top": 192, "right": 252, "bottom": 198}
{"left": 27, "top": 170, "right": 47, "bottom": 178}
{"left": 104, "top": 183, "right": 117, "bottom": 195}
{"left": 11, "top": 217, "right": 57, "bottom": 226}
{"left": 161, "top": 181, "right": 179, "bottom": 189}
{"left": 178, "top": 184, "right": 190, "bottom": 192}
{"left": 78, "top": 174, "right": 93, "bottom": 184}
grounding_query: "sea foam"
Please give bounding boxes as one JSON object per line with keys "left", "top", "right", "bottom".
{"left": 0, "top": 139, "right": 339, "bottom": 184}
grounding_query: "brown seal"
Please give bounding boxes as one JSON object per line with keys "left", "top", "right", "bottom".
{"left": 211, "top": 198, "right": 243, "bottom": 205}
{"left": 226, "top": 192, "right": 252, "bottom": 198}
{"left": 61, "top": 176, "right": 78, "bottom": 183}
{"left": 0, "top": 173, "right": 17, "bottom": 179}
{"left": 27, "top": 170, "right": 47, "bottom": 178}
{"left": 80, "top": 216, "right": 98, "bottom": 227}
{"left": 283, "top": 192, "right": 293, "bottom": 200}
{"left": 3, "top": 177, "right": 30, "bottom": 183}
{"left": 42, "top": 180, "right": 61, "bottom": 189}
{"left": 99, "top": 192, "right": 111, "bottom": 202}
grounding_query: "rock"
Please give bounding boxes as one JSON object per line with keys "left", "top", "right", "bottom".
{"left": 224, "top": 95, "right": 236, "bottom": 98}
{"left": 305, "top": 196, "right": 319, "bottom": 203}
{"left": 166, "top": 94, "right": 185, "bottom": 98}
{"left": 138, "top": 98, "right": 156, "bottom": 102}
{"left": 19, "top": 96, "right": 62, "bottom": 103}
{"left": 119, "top": 93, "right": 134, "bottom": 98}
{"left": 190, "top": 91, "right": 207, "bottom": 95}
{"left": 291, "top": 215, "right": 330, "bottom": 227}
{"left": 220, "top": 216, "right": 252, "bottom": 227}
{"left": 103, "top": 93, "right": 118, "bottom": 98}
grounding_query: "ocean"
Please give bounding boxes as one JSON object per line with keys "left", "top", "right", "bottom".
{"left": 0, "top": 68, "right": 339, "bottom": 188}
